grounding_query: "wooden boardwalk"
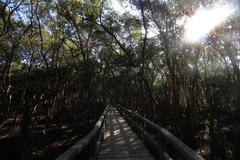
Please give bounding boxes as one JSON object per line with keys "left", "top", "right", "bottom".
{"left": 56, "top": 105, "right": 204, "bottom": 160}
{"left": 98, "top": 107, "right": 154, "bottom": 160}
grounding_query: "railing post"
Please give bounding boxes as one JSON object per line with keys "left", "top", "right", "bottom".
{"left": 90, "top": 137, "right": 97, "bottom": 160}
{"left": 95, "top": 119, "right": 105, "bottom": 159}
{"left": 157, "top": 131, "right": 172, "bottom": 160}
{"left": 55, "top": 108, "right": 107, "bottom": 160}
{"left": 115, "top": 104, "right": 204, "bottom": 160}
{"left": 158, "top": 131, "right": 164, "bottom": 159}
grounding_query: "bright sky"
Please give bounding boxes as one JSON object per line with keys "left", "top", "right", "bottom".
{"left": 110, "top": 0, "right": 140, "bottom": 16}
{"left": 184, "top": 2, "right": 237, "bottom": 43}
{"left": 110, "top": 0, "right": 158, "bottom": 38}
{"left": 110, "top": 0, "right": 238, "bottom": 42}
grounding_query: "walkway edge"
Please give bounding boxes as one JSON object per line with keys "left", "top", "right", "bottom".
{"left": 55, "top": 107, "right": 108, "bottom": 160}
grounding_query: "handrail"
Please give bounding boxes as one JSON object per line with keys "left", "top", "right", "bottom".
{"left": 55, "top": 107, "right": 108, "bottom": 160}
{"left": 115, "top": 104, "right": 204, "bottom": 160}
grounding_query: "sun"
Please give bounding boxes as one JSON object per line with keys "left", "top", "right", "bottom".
{"left": 184, "top": 2, "right": 236, "bottom": 43}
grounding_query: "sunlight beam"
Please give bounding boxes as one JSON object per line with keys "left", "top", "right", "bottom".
{"left": 184, "top": 2, "right": 237, "bottom": 43}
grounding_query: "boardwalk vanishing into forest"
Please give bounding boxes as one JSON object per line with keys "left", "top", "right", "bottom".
{"left": 55, "top": 104, "right": 204, "bottom": 160}
{"left": 98, "top": 107, "right": 154, "bottom": 160}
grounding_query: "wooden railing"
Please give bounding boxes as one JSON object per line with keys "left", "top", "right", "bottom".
{"left": 115, "top": 104, "right": 205, "bottom": 160}
{"left": 55, "top": 107, "right": 108, "bottom": 160}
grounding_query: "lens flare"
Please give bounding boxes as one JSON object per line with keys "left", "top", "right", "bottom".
{"left": 184, "top": 2, "right": 237, "bottom": 43}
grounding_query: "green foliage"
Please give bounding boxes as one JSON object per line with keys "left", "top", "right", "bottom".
{"left": 0, "top": 0, "right": 240, "bottom": 159}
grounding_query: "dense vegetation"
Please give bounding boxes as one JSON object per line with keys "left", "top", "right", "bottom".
{"left": 0, "top": 0, "right": 239, "bottom": 160}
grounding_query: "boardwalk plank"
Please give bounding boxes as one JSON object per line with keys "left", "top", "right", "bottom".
{"left": 98, "top": 107, "right": 154, "bottom": 160}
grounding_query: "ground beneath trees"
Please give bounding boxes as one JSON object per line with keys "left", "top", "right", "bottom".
{"left": 0, "top": 114, "right": 101, "bottom": 160}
